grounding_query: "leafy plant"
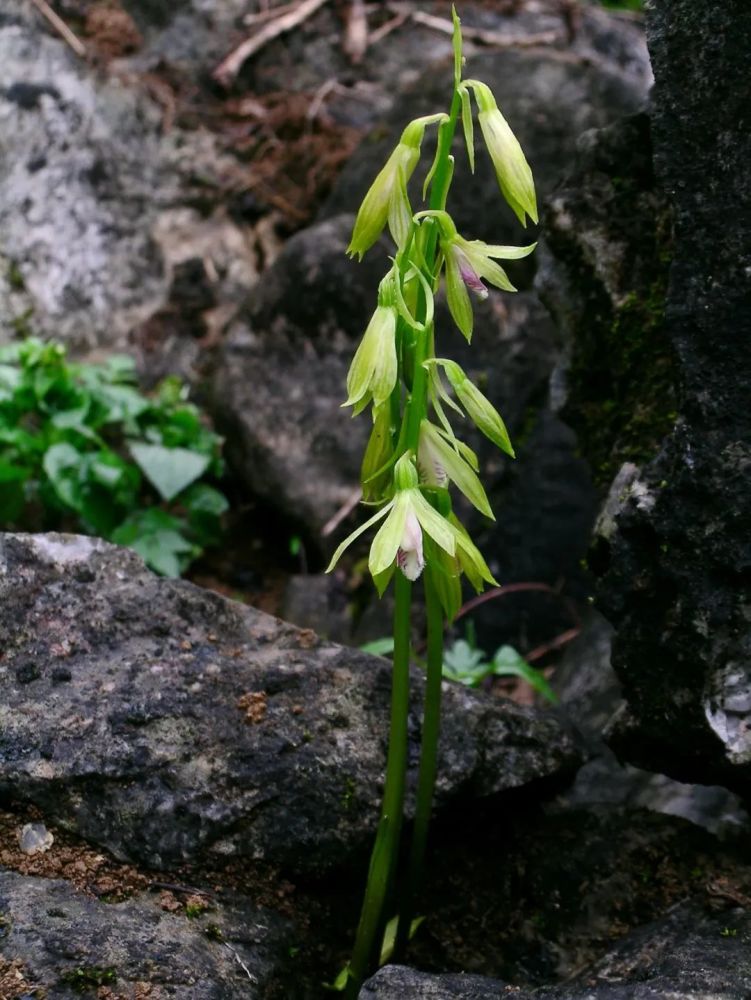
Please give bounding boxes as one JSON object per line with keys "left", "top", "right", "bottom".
{"left": 0, "top": 338, "right": 227, "bottom": 575}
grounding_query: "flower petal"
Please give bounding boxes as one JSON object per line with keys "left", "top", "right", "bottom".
{"left": 409, "top": 488, "right": 456, "bottom": 557}
{"left": 444, "top": 244, "right": 474, "bottom": 341}
{"left": 369, "top": 491, "right": 410, "bottom": 577}
{"left": 326, "top": 501, "right": 393, "bottom": 573}
{"left": 420, "top": 421, "right": 494, "bottom": 519}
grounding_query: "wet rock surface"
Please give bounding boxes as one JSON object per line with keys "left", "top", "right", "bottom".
{"left": 0, "top": 532, "right": 582, "bottom": 874}
{"left": 581, "top": 1, "right": 751, "bottom": 793}
{"left": 0, "top": 868, "right": 292, "bottom": 999}
{"left": 363, "top": 900, "right": 751, "bottom": 998}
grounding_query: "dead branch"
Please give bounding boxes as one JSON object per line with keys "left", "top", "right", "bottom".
{"left": 387, "top": 3, "right": 562, "bottom": 49}
{"left": 213, "top": 0, "right": 331, "bottom": 88}
{"left": 243, "top": 1, "right": 301, "bottom": 27}
{"left": 368, "top": 11, "right": 408, "bottom": 47}
{"left": 29, "top": 0, "right": 87, "bottom": 57}
{"left": 322, "top": 488, "right": 363, "bottom": 538}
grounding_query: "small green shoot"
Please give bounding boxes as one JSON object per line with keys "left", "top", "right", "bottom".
{"left": 360, "top": 627, "right": 557, "bottom": 703}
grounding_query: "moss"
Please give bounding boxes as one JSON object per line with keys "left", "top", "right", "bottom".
{"left": 7, "top": 260, "right": 25, "bottom": 292}
{"left": 340, "top": 776, "right": 356, "bottom": 812}
{"left": 562, "top": 206, "right": 677, "bottom": 489}
{"left": 59, "top": 966, "right": 117, "bottom": 993}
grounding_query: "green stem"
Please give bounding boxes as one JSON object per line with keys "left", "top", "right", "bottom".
{"left": 393, "top": 567, "right": 445, "bottom": 959}
{"left": 404, "top": 88, "right": 462, "bottom": 454}
{"left": 345, "top": 571, "right": 412, "bottom": 999}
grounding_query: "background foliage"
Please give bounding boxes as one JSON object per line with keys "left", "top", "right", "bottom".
{"left": 0, "top": 339, "right": 227, "bottom": 575}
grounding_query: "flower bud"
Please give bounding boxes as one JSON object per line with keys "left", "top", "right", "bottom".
{"left": 344, "top": 304, "right": 397, "bottom": 412}
{"left": 440, "top": 361, "right": 515, "bottom": 458}
{"left": 466, "top": 80, "right": 537, "bottom": 228}
{"left": 348, "top": 115, "right": 447, "bottom": 260}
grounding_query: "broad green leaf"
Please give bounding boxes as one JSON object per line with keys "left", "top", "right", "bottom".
{"left": 112, "top": 509, "right": 195, "bottom": 577}
{"left": 0, "top": 462, "right": 29, "bottom": 522}
{"left": 443, "top": 638, "right": 485, "bottom": 674}
{"left": 492, "top": 645, "right": 558, "bottom": 703}
{"left": 42, "top": 442, "right": 84, "bottom": 511}
{"left": 183, "top": 483, "right": 229, "bottom": 517}
{"left": 129, "top": 443, "right": 210, "bottom": 502}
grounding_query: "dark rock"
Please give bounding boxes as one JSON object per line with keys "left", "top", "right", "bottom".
{"left": 554, "top": 613, "right": 749, "bottom": 836}
{"left": 363, "top": 901, "right": 751, "bottom": 998}
{"left": 0, "top": 869, "right": 292, "bottom": 998}
{"left": 578, "top": 3, "right": 751, "bottom": 793}
{"left": 412, "top": 799, "right": 751, "bottom": 984}
{"left": 0, "top": 533, "right": 582, "bottom": 874}
{"left": 538, "top": 112, "right": 676, "bottom": 490}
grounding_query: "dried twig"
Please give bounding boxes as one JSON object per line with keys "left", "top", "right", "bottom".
{"left": 243, "top": 1, "right": 301, "bottom": 26}
{"left": 213, "top": 0, "right": 331, "bottom": 87}
{"left": 387, "top": 3, "right": 562, "bottom": 49}
{"left": 369, "top": 11, "right": 408, "bottom": 47}
{"left": 322, "top": 488, "right": 363, "bottom": 538}
{"left": 306, "top": 77, "right": 338, "bottom": 127}
{"left": 525, "top": 626, "right": 581, "bottom": 663}
{"left": 29, "top": 0, "right": 87, "bottom": 57}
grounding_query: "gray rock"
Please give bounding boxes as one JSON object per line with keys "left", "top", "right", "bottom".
{"left": 0, "top": 532, "right": 582, "bottom": 874}
{"left": 17, "top": 822, "right": 53, "bottom": 856}
{"left": 0, "top": 4, "right": 166, "bottom": 348}
{"left": 580, "top": 2, "right": 751, "bottom": 793}
{"left": 0, "top": 2, "right": 258, "bottom": 355}
{"left": 554, "top": 613, "right": 749, "bottom": 836}
{"left": 0, "top": 868, "right": 291, "bottom": 998}
{"left": 362, "top": 902, "right": 751, "bottom": 998}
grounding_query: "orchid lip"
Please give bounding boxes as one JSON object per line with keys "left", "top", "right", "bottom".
{"left": 452, "top": 245, "right": 488, "bottom": 300}
{"left": 459, "top": 263, "right": 488, "bottom": 299}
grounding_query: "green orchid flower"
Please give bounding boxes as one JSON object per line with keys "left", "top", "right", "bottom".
{"left": 464, "top": 79, "right": 538, "bottom": 227}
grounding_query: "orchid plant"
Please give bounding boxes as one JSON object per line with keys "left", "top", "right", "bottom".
{"left": 327, "top": 10, "right": 537, "bottom": 995}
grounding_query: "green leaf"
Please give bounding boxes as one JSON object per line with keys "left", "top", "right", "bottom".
{"left": 359, "top": 637, "right": 395, "bottom": 656}
{"left": 129, "top": 443, "right": 211, "bottom": 502}
{"left": 112, "top": 509, "right": 196, "bottom": 577}
{"left": 443, "top": 638, "right": 485, "bottom": 675}
{"left": 492, "top": 645, "right": 558, "bottom": 703}
{"left": 0, "top": 462, "right": 30, "bottom": 521}
{"left": 379, "top": 914, "right": 424, "bottom": 965}
{"left": 182, "top": 483, "right": 229, "bottom": 517}
{"left": 42, "top": 442, "right": 84, "bottom": 511}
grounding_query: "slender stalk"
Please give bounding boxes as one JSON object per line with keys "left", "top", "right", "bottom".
{"left": 346, "top": 41, "right": 463, "bottom": 999}
{"left": 345, "top": 571, "right": 412, "bottom": 999}
{"left": 404, "top": 88, "right": 462, "bottom": 454}
{"left": 393, "top": 566, "right": 445, "bottom": 958}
